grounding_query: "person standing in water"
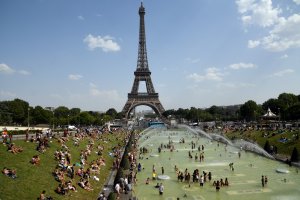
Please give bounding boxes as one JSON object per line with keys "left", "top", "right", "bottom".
{"left": 159, "top": 183, "right": 164, "bottom": 195}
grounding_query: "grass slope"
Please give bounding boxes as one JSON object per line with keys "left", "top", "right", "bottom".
{"left": 225, "top": 129, "right": 300, "bottom": 157}
{"left": 0, "top": 132, "right": 125, "bottom": 200}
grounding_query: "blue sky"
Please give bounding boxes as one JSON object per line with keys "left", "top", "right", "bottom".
{"left": 1, "top": 0, "right": 300, "bottom": 112}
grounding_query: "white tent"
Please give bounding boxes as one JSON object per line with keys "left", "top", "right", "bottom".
{"left": 263, "top": 108, "right": 277, "bottom": 117}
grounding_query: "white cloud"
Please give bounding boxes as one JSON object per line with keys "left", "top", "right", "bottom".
{"left": 0, "top": 63, "right": 15, "bottom": 74}
{"left": 229, "top": 62, "right": 256, "bottom": 70}
{"left": 270, "top": 69, "right": 294, "bottom": 77}
{"left": 248, "top": 40, "right": 260, "bottom": 48}
{"left": 293, "top": 0, "right": 300, "bottom": 5}
{"left": 18, "top": 70, "right": 30, "bottom": 75}
{"left": 88, "top": 83, "right": 120, "bottom": 100}
{"left": 89, "top": 82, "right": 97, "bottom": 88}
{"left": 236, "top": 0, "right": 281, "bottom": 27}
{"left": 260, "top": 14, "right": 300, "bottom": 51}
{"left": 78, "top": 15, "right": 84, "bottom": 20}
{"left": 236, "top": 1, "right": 300, "bottom": 52}
{"left": 0, "top": 63, "right": 30, "bottom": 75}
{"left": 280, "top": 54, "right": 288, "bottom": 59}
{"left": 68, "top": 74, "right": 83, "bottom": 80}
{"left": 90, "top": 88, "right": 119, "bottom": 99}
{"left": 187, "top": 67, "right": 224, "bottom": 82}
{"left": 216, "top": 82, "right": 256, "bottom": 89}
{"left": 83, "top": 34, "right": 121, "bottom": 52}
{"left": 186, "top": 57, "right": 200, "bottom": 64}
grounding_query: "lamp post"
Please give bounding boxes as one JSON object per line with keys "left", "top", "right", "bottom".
{"left": 27, "top": 107, "right": 30, "bottom": 130}
{"left": 52, "top": 108, "right": 55, "bottom": 131}
{"left": 278, "top": 108, "right": 281, "bottom": 128}
{"left": 67, "top": 114, "right": 69, "bottom": 133}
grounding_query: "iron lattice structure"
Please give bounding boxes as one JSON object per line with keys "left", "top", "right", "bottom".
{"left": 122, "top": 3, "right": 165, "bottom": 119}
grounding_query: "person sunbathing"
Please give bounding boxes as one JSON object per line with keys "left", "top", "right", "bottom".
{"left": 78, "top": 178, "right": 93, "bottom": 191}
{"left": 31, "top": 155, "right": 40, "bottom": 165}
{"left": 2, "top": 167, "right": 17, "bottom": 178}
{"left": 55, "top": 183, "right": 66, "bottom": 195}
{"left": 8, "top": 143, "right": 23, "bottom": 154}
{"left": 90, "top": 164, "right": 100, "bottom": 174}
{"left": 65, "top": 181, "right": 77, "bottom": 192}
{"left": 76, "top": 167, "right": 82, "bottom": 176}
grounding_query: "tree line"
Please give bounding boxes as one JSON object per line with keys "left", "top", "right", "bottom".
{"left": 0, "top": 98, "right": 121, "bottom": 127}
{"left": 0, "top": 92, "right": 299, "bottom": 126}
{"left": 163, "top": 92, "right": 300, "bottom": 122}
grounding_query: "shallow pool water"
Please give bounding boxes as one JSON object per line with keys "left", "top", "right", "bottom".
{"left": 134, "top": 127, "right": 300, "bottom": 200}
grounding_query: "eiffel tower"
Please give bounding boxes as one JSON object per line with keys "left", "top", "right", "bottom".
{"left": 122, "top": 3, "right": 165, "bottom": 119}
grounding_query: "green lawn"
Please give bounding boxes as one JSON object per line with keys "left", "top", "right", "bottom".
{"left": 224, "top": 129, "right": 300, "bottom": 157}
{"left": 0, "top": 132, "right": 126, "bottom": 200}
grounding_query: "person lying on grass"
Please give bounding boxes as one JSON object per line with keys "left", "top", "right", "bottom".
{"left": 2, "top": 167, "right": 17, "bottom": 179}
{"left": 78, "top": 178, "right": 93, "bottom": 191}
{"left": 38, "top": 190, "right": 53, "bottom": 200}
{"left": 55, "top": 183, "right": 67, "bottom": 195}
{"left": 7, "top": 143, "right": 23, "bottom": 154}
{"left": 30, "top": 155, "right": 40, "bottom": 165}
{"left": 53, "top": 168, "right": 65, "bottom": 182}
{"left": 65, "top": 180, "right": 77, "bottom": 192}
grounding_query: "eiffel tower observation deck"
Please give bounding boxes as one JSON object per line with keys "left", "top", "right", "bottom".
{"left": 122, "top": 3, "right": 165, "bottom": 119}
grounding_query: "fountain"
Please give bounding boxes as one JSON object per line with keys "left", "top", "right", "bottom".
{"left": 179, "top": 124, "right": 213, "bottom": 140}
{"left": 134, "top": 126, "right": 299, "bottom": 200}
{"left": 233, "top": 139, "right": 274, "bottom": 159}
{"left": 210, "top": 133, "right": 233, "bottom": 145}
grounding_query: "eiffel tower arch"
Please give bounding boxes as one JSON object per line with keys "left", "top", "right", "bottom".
{"left": 122, "top": 3, "right": 165, "bottom": 119}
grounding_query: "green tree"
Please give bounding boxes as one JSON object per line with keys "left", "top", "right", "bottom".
{"left": 69, "top": 108, "right": 81, "bottom": 117}
{"left": 32, "top": 106, "right": 51, "bottom": 125}
{"left": 8, "top": 98, "right": 29, "bottom": 125}
{"left": 240, "top": 100, "right": 258, "bottom": 121}
{"left": 106, "top": 108, "right": 118, "bottom": 118}
{"left": 277, "top": 93, "right": 298, "bottom": 108}
{"left": 79, "top": 111, "right": 95, "bottom": 126}
{"left": 285, "top": 103, "right": 300, "bottom": 120}
{"left": 54, "top": 106, "right": 69, "bottom": 126}
{"left": 0, "top": 101, "right": 13, "bottom": 125}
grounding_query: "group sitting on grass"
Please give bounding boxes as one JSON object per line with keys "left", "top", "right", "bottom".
{"left": 2, "top": 126, "right": 129, "bottom": 199}
{"left": 51, "top": 128, "right": 129, "bottom": 197}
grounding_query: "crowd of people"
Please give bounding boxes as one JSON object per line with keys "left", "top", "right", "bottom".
{"left": 1, "top": 125, "right": 129, "bottom": 199}
{"left": 51, "top": 128, "right": 128, "bottom": 197}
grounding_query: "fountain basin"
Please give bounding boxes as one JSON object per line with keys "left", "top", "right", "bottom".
{"left": 157, "top": 175, "right": 170, "bottom": 180}
{"left": 276, "top": 168, "right": 289, "bottom": 173}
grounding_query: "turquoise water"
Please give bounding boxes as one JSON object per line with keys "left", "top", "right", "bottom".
{"left": 134, "top": 127, "right": 300, "bottom": 200}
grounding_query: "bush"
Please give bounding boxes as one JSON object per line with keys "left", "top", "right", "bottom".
{"left": 114, "top": 169, "right": 124, "bottom": 186}
{"left": 264, "top": 140, "right": 271, "bottom": 153}
{"left": 107, "top": 192, "right": 116, "bottom": 200}
{"left": 290, "top": 147, "right": 299, "bottom": 162}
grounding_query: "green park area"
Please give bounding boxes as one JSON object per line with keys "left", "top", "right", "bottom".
{"left": 224, "top": 129, "right": 300, "bottom": 160}
{"left": 0, "top": 131, "right": 127, "bottom": 200}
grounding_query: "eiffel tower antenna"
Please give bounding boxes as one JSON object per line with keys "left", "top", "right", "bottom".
{"left": 122, "top": 3, "right": 165, "bottom": 119}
